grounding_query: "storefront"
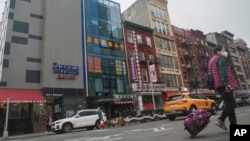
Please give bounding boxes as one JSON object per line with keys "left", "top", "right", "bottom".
{"left": 42, "top": 87, "right": 87, "bottom": 119}
{"left": 131, "top": 83, "right": 167, "bottom": 111}
{"left": 87, "top": 94, "right": 138, "bottom": 119}
{"left": 0, "top": 89, "right": 45, "bottom": 136}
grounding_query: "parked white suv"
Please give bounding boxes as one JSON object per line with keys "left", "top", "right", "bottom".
{"left": 51, "top": 109, "right": 107, "bottom": 133}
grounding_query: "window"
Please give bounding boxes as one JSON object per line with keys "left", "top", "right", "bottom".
{"left": 161, "top": 74, "right": 180, "bottom": 87}
{"left": 9, "top": 103, "right": 29, "bottom": 119}
{"left": 79, "top": 111, "right": 86, "bottom": 117}
{"left": 12, "top": 36, "right": 28, "bottom": 45}
{"left": 146, "top": 37, "right": 152, "bottom": 47}
{"left": 30, "top": 13, "right": 43, "bottom": 19}
{"left": 26, "top": 70, "right": 40, "bottom": 83}
{"left": 136, "top": 34, "right": 142, "bottom": 44}
{"left": 86, "top": 111, "right": 98, "bottom": 116}
{"left": 3, "top": 59, "right": 9, "bottom": 68}
{"left": 4, "top": 42, "right": 11, "bottom": 55}
{"left": 95, "top": 78, "right": 103, "bottom": 92}
{"left": 13, "top": 20, "right": 29, "bottom": 33}
{"left": 0, "top": 81, "right": 7, "bottom": 86}
{"left": 127, "top": 31, "right": 133, "bottom": 43}
{"left": 27, "top": 57, "right": 41, "bottom": 63}
{"left": 139, "top": 51, "right": 145, "bottom": 61}
{"left": 142, "top": 69, "right": 148, "bottom": 82}
{"left": 22, "top": 0, "right": 31, "bottom": 2}
{"left": 10, "top": 0, "right": 16, "bottom": 9}
{"left": 8, "top": 12, "right": 14, "bottom": 19}
{"left": 117, "top": 78, "right": 124, "bottom": 93}
{"left": 149, "top": 55, "right": 154, "bottom": 63}
{"left": 29, "top": 35, "right": 42, "bottom": 40}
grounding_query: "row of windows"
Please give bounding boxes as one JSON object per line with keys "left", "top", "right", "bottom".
{"left": 161, "top": 74, "right": 182, "bottom": 88}
{"left": 10, "top": 35, "right": 42, "bottom": 45}
{"left": 0, "top": 70, "right": 40, "bottom": 86}
{"left": 10, "top": 0, "right": 31, "bottom": 9}
{"left": 85, "top": 0, "right": 121, "bottom": 25}
{"left": 126, "top": 31, "right": 152, "bottom": 47}
{"left": 153, "top": 20, "right": 170, "bottom": 35}
{"left": 86, "top": 18, "right": 123, "bottom": 40}
{"left": 3, "top": 57, "right": 41, "bottom": 68}
{"left": 158, "top": 54, "right": 179, "bottom": 69}
{"left": 88, "top": 76, "right": 128, "bottom": 97}
{"left": 150, "top": 4, "right": 168, "bottom": 20}
{"left": 87, "top": 44, "right": 125, "bottom": 57}
{"left": 87, "top": 56, "right": 126, "bottom": 75}
{"left": 155, "top": 36, "right": 176, "bottom": 52}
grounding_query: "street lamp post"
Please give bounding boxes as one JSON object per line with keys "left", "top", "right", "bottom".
{"left": 147, "top": 60, "right": 156, "bottom": 111}
{"left": 2, "top": 98, "right": 10, "bottom": 140}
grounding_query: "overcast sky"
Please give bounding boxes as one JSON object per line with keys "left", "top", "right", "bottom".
{"left": 1, "top": 0, "right": 249, "bottom": 46}
{"left": 114, "top": 0, "right": 250, "bottom": 46}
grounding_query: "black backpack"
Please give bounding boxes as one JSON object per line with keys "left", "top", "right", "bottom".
{"left": 205, "top": 72, "right": 214, "bottom": 89}
{"left": 205, "top": 60, "right": 216, "bottom": 90}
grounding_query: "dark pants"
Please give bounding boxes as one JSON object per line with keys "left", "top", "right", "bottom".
{"left": 216, "top": 87, "right": 237, "bottom": 125}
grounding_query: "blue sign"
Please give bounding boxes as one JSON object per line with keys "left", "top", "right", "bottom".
{"left": 52, "top": 62, "right": 79, "bottom": 75}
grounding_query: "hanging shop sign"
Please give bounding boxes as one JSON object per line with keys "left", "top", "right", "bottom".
{"left": 52, "top": 62, "right": 79, "bottom": 80}
{"left": 113, "top": 94, "right": 138, "bottom": 104}
{"left": 130, "top": 55, "right": 137, "bottom": 80}
{"left": 131, "top": 83, "right": 167, "bottom": 92}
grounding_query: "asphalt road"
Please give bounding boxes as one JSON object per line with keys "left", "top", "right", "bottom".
{"left": 3, "top": 106, "right": 250, "bottom": 141}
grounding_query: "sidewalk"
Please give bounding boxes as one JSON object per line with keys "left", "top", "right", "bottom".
{"left": 0, "top": 115, "right": 167, "bottom": 140}
{"left": 0, "top": 132, "right": 52, "bottom": 141}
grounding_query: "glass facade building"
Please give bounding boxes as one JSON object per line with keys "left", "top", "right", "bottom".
{"left": 84, "top": 0, "right": 129, "bottom": 99}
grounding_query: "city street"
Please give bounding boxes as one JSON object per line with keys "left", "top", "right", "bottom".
{"left": 5, "top": 106, "right": 250, "bottom": 141}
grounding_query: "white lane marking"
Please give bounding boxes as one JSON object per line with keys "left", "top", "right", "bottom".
{"left": 65, "top": 137, "right": 91, "bottom": 141}
{"left": 238, "top": 113, "right": 248, "bottom": 116}
{"left": 104, "top": 137, "right": 123, "bottom": 141}
{"left": 94, "top": 129, "right": 113, "bottom": 131}
{"left": 159, "top": 123, "right": 174, "bottom": 127}
{"left": 153, "top": 127, "right": 173, "bottom": 132}
{"left": 112, "top": 134, "right": 123, "bottom": 137}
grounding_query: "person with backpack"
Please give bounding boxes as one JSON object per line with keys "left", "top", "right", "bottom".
{"left": 208, "top": 46, "right": 240, "bottom": 130}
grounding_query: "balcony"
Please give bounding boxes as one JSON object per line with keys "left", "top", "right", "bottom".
{"left": 181, "top": 39, "right": 192, "bottom": 46}
{"left": 184, "top": 52, "right": 195, "bottom": 58}
{"left": 186, "top": 64, "right": 191, "bottom": 69}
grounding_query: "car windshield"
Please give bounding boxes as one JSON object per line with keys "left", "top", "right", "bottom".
{"left": 166, "top": 95, "right": 183, "bottom": 101}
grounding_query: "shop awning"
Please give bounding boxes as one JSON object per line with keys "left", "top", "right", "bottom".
{"left": 0, "top": 89, "right": 45, "bottom": 103}
{"left": 138, "top": 92, "right": 162, "bottom": 95}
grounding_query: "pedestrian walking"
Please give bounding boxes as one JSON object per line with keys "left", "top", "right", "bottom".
{"left": 208, "top": 45, "right": 240, "bottom": 130}
{"left": 97, "top": 107, "right": 104, "bottom": 128}
{"left": 45, "top": 115, "right": 53, "bottom": 133}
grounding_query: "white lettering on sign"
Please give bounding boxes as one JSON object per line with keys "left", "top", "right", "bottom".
{"left": 234, "top": 129, "right": 247, "bottom": 136}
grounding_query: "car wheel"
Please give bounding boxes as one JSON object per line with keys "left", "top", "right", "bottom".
{"left": 87, "top": 126, "right": 94, "bottom": 130}
{"left": 189, "top": 105, "right": 196, "bottom": 113}
{"left": 55, "top": 130, "right": 62, "bottom": 134}
{"left": 210, "top": 104, "right": 217, "bottom": 115}
{"left": 62, "top": 123, "right": 72, "bottom": 133}
{"left": 167, "top": 115, "right": 176, "bottom": 121}
{"left": 95, "top": 120, "right": 101, "bottom": 129}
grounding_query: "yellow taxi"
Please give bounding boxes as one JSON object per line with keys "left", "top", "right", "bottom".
{"left": 164, "top": 92, "right": 217, "bottom": 121}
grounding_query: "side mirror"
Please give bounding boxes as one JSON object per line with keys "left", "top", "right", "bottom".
{"left": 75, "top": 115, "right": 80, "bottom": 118}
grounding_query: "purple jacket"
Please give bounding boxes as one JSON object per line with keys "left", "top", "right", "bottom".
{"left": 208, "top": 54, "right": 239, "bottom": 89}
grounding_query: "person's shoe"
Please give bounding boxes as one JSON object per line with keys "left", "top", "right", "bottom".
{"left": 215, "top": 119, "right": 228, "bottom": 130}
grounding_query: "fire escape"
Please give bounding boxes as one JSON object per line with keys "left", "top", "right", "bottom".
{"left": 182, "top": 39, "right": 199, "bottom": 92}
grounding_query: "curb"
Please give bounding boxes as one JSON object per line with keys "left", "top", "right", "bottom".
{"left": 0, "top": 132, "right": 51, "bottom": 141}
